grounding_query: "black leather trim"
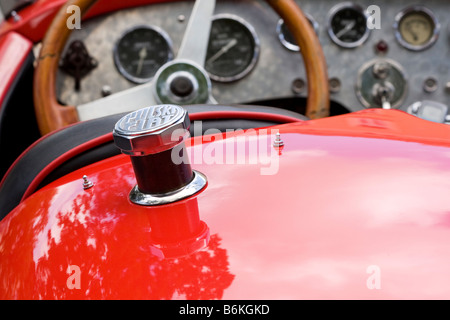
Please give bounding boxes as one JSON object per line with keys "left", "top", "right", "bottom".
{"left": 183, "top": 104, "right": 309, "bottom": 120}
{"left": 0, "top": 104, "right": 305, "bottom": 220}
{"left": 0, "top": 52, "right": 40, "bottom": 179}
{"left": 0, "top": 113, "right": 126, "bottom": 221}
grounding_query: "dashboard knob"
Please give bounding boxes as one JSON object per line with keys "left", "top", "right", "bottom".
{"left": 170, "top": 75, "right": 195, "bottom": 97}
{"left": 372, "top": 61, "right": 390, "bottom": 79}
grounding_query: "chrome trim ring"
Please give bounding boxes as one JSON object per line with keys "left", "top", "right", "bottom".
{"left": 276, "top": 14, "right": 319, "bottom": 52}
{"left": 129, "top": 170, "right": 208, "bottom": 206}
{"left": 206, "top": 13, "right": 260, "bottom": 83}
{"left": 393, "top": 5, "right": 440, "bottom": 52}
{"left": 327, "top": 2, "right": 370, "bottom": 49}
{"left": 113, "top": 25, "right": 174, "bottom": 84}
{"left": 153, "top": 59, "right": 212, "bottom": 105}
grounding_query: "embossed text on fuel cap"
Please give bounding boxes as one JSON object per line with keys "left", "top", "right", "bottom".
{"left": 115, "top": 104, "right": 185, "bottom": 136}
{"left": 113, "top": 105, "right": 190, "bottom": 156}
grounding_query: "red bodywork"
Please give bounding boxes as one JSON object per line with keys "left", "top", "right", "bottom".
{"left": 0, "top": 32, "right": 32, "bottom": 109}
{"left": 0, "top": 0, "right": 450, "bottom": 300}
{"left": 1, "top": 109, "right": 450, "bottom": 299}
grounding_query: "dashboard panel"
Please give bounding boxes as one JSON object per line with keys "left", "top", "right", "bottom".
{"left": 55, "top": 0, "right": 450, "bottom": 122}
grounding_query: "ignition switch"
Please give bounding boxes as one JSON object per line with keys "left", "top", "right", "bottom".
{"left": 356, "top": 59, "right": 407, "bottom": 109}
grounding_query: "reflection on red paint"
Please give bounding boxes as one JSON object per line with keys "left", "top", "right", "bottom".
{"left": 0, "top": 165, "right": 233, "bottom": 299}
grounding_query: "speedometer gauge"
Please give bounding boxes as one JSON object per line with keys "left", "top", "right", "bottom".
{"left": 394, "top": 6, "right": 440, "bottom": 51}
{"left": 205, "top": 14, "right": 260, "bottom": 83}
{"left": 327, "top": 2, "right": 370, "bottom": 48}
{"left": 114, "top": 25, "right": 174, "bottom": 83}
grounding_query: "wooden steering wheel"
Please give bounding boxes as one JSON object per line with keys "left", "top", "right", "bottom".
{"left": 34, "top": 0, "right": 329, "bottom": 135}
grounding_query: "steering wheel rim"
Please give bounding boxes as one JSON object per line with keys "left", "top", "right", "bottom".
{"left": 33, "top": 0, "right": 329, "bottom": 135}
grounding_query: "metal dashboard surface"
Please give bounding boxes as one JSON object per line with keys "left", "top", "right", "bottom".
{"left": 56, "top": 0, "right": 450, "bottom": 113}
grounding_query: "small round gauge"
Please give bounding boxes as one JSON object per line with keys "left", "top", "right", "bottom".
{"left": 327, "top": 2, "right": 370, "bottom": 48}
{"left": 394, "top": 6, "right": 440, "bottom": 51}
{"left": 276, "top": 14, "right": 319, "bottom": 52}
{"left": 205, "top": 14, "right": 260, "bottom": 82}
{"left": 114, "top": 25, "right": 174, "bottom": 83}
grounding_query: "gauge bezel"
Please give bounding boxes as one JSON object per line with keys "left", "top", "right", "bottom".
{"left": 113, "top": 25, "right": 174, "bottom": 84}
{"left": 206, "top": 14, "right": 260, "bottom": 83}
{"left": 276, "top": 14, "right": 319, "bottom": 52}
{"left": 393, "top": 5, "right": 440, "bottom": 52}
{"left": 327, "top": 2, "right": 370, "bottom": 49}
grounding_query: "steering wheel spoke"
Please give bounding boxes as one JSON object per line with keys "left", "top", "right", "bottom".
{"left": 77, "top": 81, "right": 157, "bottom": 121}
{"left": 75, "top": 0, "right": 216, "bottom": 122}
{"left": 176, "top": 0, "right": 215, "bottom": 67}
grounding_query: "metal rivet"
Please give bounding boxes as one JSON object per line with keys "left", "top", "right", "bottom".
{"left": 11, "top": 11, "right": 21, "bottom": 22}
{"left": 291, "top": 78, "right": 305, "bottom": 94}
{"left": 329, "top": 77, "right": 342, "bottom": 93}
{"left": 423, "top": 77, "right": 438, "bottom": 93}
{"left": 82, "top": 175, "right": 94, "bottom": 190}
{"left": 101, "top": 85, "right": 112, "bottom": 97}
{"left": 273, "top": 132, "right": 284, "bottom": 148}
{"left": 177, "top": 15, "right": 185, "bottom": 23}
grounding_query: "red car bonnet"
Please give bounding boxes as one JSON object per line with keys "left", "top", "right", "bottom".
{"left": 1, "top": 109, "right": 450, "bottom": 299}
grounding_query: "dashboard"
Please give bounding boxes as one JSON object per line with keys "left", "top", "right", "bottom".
{"left": 55, "top": 0, "right": 450, "bottom": 123}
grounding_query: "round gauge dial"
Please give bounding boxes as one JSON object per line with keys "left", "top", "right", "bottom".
{"left": 394, "top": 6, "right": 439, "bottom": 51}
{"left": 205, "top": 14, "right": 260, "bottom": 82}
{"left": 114, "top": 26, "right": 174, "bottom": 83}
{"left": 327, "top": 2, "right": 370, "bottom": 48}
{"left": 277, "top": 14, "right": 319, "bottom": 52}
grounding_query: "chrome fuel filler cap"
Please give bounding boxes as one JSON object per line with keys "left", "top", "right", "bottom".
{"left": 113, "top": 104, "right": 207, "bottom": 205}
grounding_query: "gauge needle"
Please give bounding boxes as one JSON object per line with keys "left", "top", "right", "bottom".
{"left": 136, "top": 47, "right": 147, "bottom": 76}
{"left": 407, "top": 26, "right": 419, "bottom": 41}
{"left": 335, "top": 21, "right": 356, "bottom": 38}
{"left": 206, "top": 38, "right": 238, "bottom": 65}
